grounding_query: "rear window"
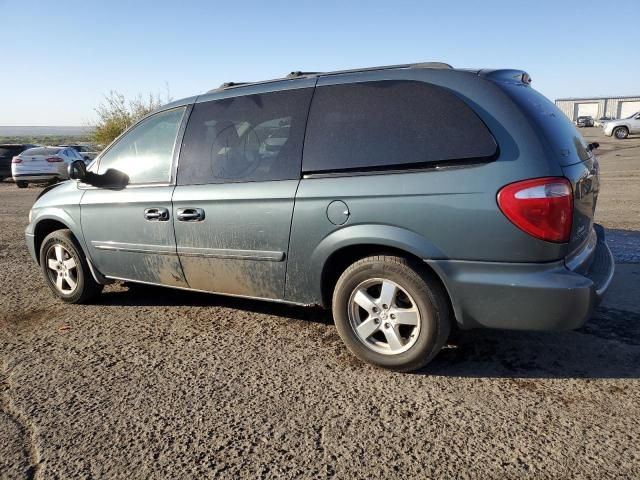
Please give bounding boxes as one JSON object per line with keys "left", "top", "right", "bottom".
{"left": 498, "top": 84, "right": 590, "bottom": 166}
{"left": 21, "top": 147, "right": 61, "bottom": 156}
{"left": 302, "top": 80, "right": 497, "bottom": 173}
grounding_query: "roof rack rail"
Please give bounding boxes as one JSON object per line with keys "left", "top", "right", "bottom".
{"left": 219, "top": 81, "right": 249, "bottom": 88}
{"left": 410, "top": 62, "right": 453, "bottom": 69}
{"left": 286, "top": 71, "right": 322, "bottom": 78}
{"left": 316, "top": 61, "right": 453, "bottom": 78}
{"left": 207, "top": 62, "right": 455, "bottom": 94}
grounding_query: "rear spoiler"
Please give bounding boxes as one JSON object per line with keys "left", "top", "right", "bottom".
{"left": 478, "top": 69, "right": 532, "bottom": 85}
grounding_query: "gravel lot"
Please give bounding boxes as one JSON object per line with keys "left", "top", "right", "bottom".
{"left": 1, "top": 130, "right": 639, "bottom": 479}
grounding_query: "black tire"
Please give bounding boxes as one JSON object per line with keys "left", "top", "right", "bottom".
{"left": 613, "top": 126, "right": 629, "bottom": 139}
{"left": 16, "top": 181, "right": 28, "bottom": 188}
{"left": 39, "top": 229, "right": 103, "bottom": 303}
{"left": 332, "top": 255, "right": 451, "bottom": 372}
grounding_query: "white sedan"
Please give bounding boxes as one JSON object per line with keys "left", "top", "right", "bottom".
{"left": 11, "top": 146, "right": 86, "bottom": 188}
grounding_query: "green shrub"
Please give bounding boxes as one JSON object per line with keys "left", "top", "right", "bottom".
{"left": 91, "top": 90, "right": 172, "bottom": 146}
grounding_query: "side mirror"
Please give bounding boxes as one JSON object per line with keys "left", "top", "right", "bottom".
{"left": 68, "top": 160, "right": 87, "bottom": 180}
{"left": 95, "top": 168, "right": 129, "bottom": 189}
{"left": 79, "top": 168, "right": 129, "bottom": 190}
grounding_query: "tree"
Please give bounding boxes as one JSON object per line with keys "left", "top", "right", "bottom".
{"left": 91, "top": 89, "right": 172, "bottom": 146}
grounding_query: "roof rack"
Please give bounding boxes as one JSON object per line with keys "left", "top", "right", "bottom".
{"left": 209, "top": 61, "right": 453, "bottom": 93}
{"left": 286, "top": 71, "right": 322, "bottom": 78}
{"left": 411, "top": 62, "right": 453, "bottom": 69}
{"left": 219, "top": 81, "right": 249, "bottom": 88}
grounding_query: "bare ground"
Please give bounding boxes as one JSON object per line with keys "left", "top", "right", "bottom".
{"left": 1, "top": 130, "right": 639, "bottom": 479}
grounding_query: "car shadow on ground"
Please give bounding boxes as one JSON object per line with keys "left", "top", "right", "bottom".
{"left": 96, "top": 283, "right": 640, "bottom": 380}
{"left": 606, "top": 229, "right": 640, "bottom": 263}
{"left": 97, "top": 283, "right": 334, "bottom": 326}
{"left": 423, "top": 305, "right": 640, "bottom": 379}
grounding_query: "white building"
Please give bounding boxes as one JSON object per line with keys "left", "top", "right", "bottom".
{"left": 555, "top": 96, "right": 640, "bottom": 121}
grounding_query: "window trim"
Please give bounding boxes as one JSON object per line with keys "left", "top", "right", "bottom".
{"left": 87, "top": 105, "right": 190, "bottom": 189}
{"left": 301, "top": 155, "right": 497, "bottom": 179}
{"left": 170, "top": 104, "right": 193, "bottom": 186}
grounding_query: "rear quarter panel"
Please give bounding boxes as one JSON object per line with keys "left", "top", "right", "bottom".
{"left": 284, "top": 69, "right": 568, "bottom": 305}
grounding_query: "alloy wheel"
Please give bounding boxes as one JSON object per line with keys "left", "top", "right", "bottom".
{"left": 45, "top": 244, "right": 78, "bottom": 294}
{"left": 347, "top": 278, "right": 422, "bottom": 355}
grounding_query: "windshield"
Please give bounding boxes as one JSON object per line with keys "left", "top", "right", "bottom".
{"left": 625, "top": 112, "right": 639, "bottom": 119}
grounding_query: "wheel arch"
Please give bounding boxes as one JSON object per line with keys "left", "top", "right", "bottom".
{"left": 33, "top": 211, "right": 87, "bottom": 265}
{"left": 314, "top": 225, "right": 460, "bottom": 323}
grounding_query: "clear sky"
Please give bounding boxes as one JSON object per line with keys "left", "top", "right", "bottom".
{"left": 1, "top": 0, "right": 638, "bottom": 126}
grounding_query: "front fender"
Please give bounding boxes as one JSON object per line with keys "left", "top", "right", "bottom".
{"left": 29, "top": 208, "right": 90, "bottom": 262}
{"left": 26, "top": 180, "right": 88, "bottom": 261}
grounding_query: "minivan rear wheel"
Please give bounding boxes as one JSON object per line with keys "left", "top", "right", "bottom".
{"left": 332, "top": 255, "right": 451, "bottom": 372}
{"left": 613, "top": 126, "right": 629, "bottom": 139}
{"left": 39, "top": 229, "right": 103, "bottom": 303}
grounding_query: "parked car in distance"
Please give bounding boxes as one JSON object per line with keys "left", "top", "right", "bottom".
{"left": 603, "top": 111, "right": 640, "bottom": 139}
{"left": 0, "top": 144, "right": 37, "bottom": 181}
{"left": 594, "top": 116, "right": 614, "bottom": 127}
{"left": 576, "top": 116, "right": 594, "bottom": 127}
{"left": 25, "top": 63, "right": 614, "bottom": 372}
{"left": 58, "top": 144, "right": 99, "bottom": 162}
{"left": 12, "top": 146, "right": 86, "bottom": 188}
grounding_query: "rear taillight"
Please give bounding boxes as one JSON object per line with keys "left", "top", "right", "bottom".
{"left": 497, "top": 177, "right": 573, "bottom": 243}
{"left": 12, "top": 157, "right": 22, "bottom": 164}
{"left": 46, "top": 156, "right": 63, "bottom": 163}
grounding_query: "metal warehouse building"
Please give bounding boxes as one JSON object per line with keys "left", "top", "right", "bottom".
{"left": 555, "top": 96, "right": 640, "bottom": 121}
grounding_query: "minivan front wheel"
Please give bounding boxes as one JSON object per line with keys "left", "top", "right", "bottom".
{"left": 613, "top": 126, "right": 629, "bottom": 139}
{"left": 39, "top": 229, "right": 102, "bottom": 303}
{"left": 332, "top": 255, "right": 451, "bottom": 372}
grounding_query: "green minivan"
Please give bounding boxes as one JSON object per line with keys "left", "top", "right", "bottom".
{"left": 25, "top": 63, "right": 614, "bottom": 371}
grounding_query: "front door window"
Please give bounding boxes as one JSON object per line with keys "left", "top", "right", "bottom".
{"left": 98, "top": 107, "right": 185, "bottom": 184}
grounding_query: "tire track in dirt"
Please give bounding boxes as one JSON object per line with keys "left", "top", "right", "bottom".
{"left": 1, "top": 360, "right": 44, "bottom": 480}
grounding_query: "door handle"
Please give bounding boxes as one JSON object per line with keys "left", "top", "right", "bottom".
{"left": 144, "top": 207, "right": 170, "bottom": 221}
{"left": 176, "top": 207, "right": 205, "bottom": 222}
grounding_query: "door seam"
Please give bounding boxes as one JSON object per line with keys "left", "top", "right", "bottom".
{"left": 283, "top": 78, "right": 318, "bottom": 301}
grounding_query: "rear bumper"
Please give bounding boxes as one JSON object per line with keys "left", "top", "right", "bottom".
{"left": 13, "top": 173, "right": 61, "bottom": 182}
{"left": 427, "top": 225, "right": 615, "bottom": 331}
